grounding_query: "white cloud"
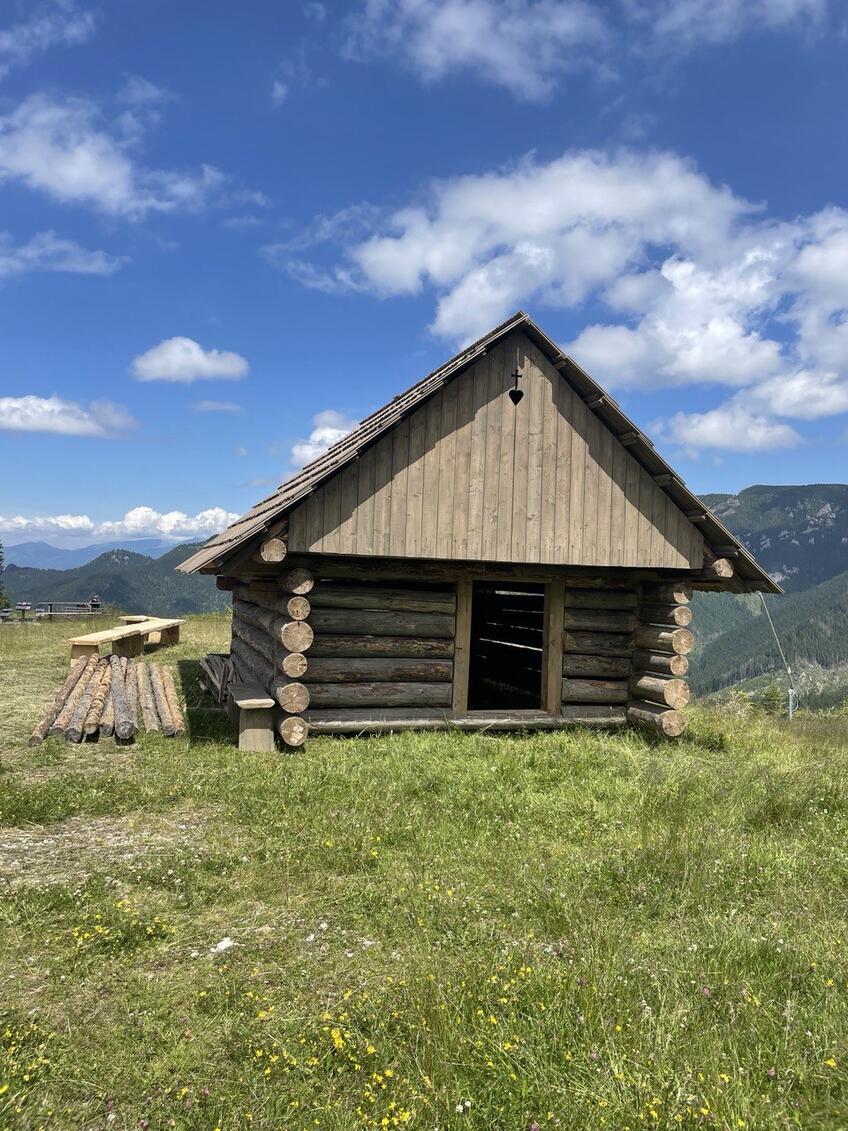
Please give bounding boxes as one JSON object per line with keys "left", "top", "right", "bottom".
{"left": 625, "top": 0, "right": 825, "bottom": 48}
{"left": 0, "top": 3, "right": 96, "bottom": 80}
{"left": 271, "top": 80, "right": 289, "bottom": 106}
{"left": 132, "top": 338, "right": 249, "bottom": 383}
{"left": 0, "top": 395, "right": 135, "bottom": 438}
{"left": 344, "top": 0, "right": 608, "bottom": 101}
{"left": 117, "top": 75, "right": 170, "bottom": 108}
{"left": 655, "top": 404, "right": 802, "bottom": 453}
{"left": 0, "top": 505, "right": 239, "bottom": 541}
{"left": 0, "top": 230, "right": 125, "bottom": 279}
{"left": 0, "top": 93, "right": 229, "bottom": 218}
{"left": 193, "top": 399, "right": 245, "bottom": 413}
{"left": 290, "top": 409, "right": 357, "bottom": 467}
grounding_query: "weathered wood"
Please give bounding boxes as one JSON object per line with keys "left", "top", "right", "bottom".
{"left": 280, "top": 619, "right": 313, "bottom": 652}
{"left": 630, "top": 674, "right": 690, "bottom": 709}
{"left": 559, "top": 704, "right": 627, "bottom": 725}
{"left": 279, "top": 568, "right": 314, "bottom": 595}
{"left": 66, "top": 658, "right": 107, "bottom": 742}
{"left": 285, "top": 595, "right": 310, "bottom": 621}
{"left": 302, "top": 707, "right": 626, "bottom": 733}
{"left": 254, "top": 536, "right": 287, "bottom": 564}
{"left": 309, "top": 584, "right": 456, "bottom": 614}
{"left": 452, "top": 578, "right": 472, "bottom": 714}
{"left": 230, "top": 638, "right": 273, "bottom": 688}
{"left": 148, "top": 663, "right": 175, "bottom": 738}
{"left": 562, "top": 588, "right": 638, "bottom": 610}
{"left": 276, "top": 714, "right": 309, "bottom": 747}
{"left": 633, "top": 625, "right": 694, "bottom": 655}
{"left": 562, "top": 653, "right": 631, "bottom": 679}
{"left": 83, "top": 661, "right": 113, "bottom": 735}
{"left": 137, "top": 663, "right": 160, "bottom": 732}
{"left": 282, "top": 651, "right": 308, "bottom": 678}
{"left": 160, "top": 667, "right": 186, "bottom": 736}
{"left": 228, "top": 682, "right": 275, "bottom": 752}
{"left": 639, "top": 603, "right": 693, "bottom": 627}
{"left": 562, "top": 608, "right": 636, "bottom": 633}
{"left": 631, "top": 649, "right": 689, "bottom": 678}
{"left": 308, "top": 607, "right": 455, "bottom": 639}
{"left": 642, "top": 582, "right": 692, "bottom": 605}
{"left": 232, "top": 615, "right": 276, "bottom": 664}
{"left": 543, "top": 577, "right": 566, "bottom": 712}
{"left": 309, "top": 633, "right": 454, "bottom": 659}
{"left": 236, "top": 601, "right": 315, "bottom": 654}
{"left": 125, "top": 659, "right": 139, "bottom": 729}
{"left": 561, "top": 677, "right": 629, "bottom": 704}
{"left": 302, "top": 657, "right": 453, "bottom": 683}
{"left": 562, "top": 630, "right": 632, "bottom": 657}
{"left": 29, "top": 656, "right": 88, "bottom": 745}
{"left": 271, "top": 679, "right": 310, "bottom": 714}
{"left": 110, "top": 655, "right": 136, "bottom": 740}
{"left": 100, "top": 690, "right": 114, "bottom": 738}
{"left": 628, "top": 701, "right": 686, "bottom": 737}
{"left": 306, "top": 681, "right": 452, "bottom": 709}
{"left": 216, "top": 576, "right": 240, "bottom": 591}
{"left": 700, "top": 557, "right": 734, "bottom": 580}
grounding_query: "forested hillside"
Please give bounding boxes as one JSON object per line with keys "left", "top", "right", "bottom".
{"left": 3, "top": 544, "right": 229, "bottom": 616}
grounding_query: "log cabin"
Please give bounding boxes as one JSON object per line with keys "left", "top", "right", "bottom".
{"left": 178, "top": 311, "right": 778, "bottom": 748}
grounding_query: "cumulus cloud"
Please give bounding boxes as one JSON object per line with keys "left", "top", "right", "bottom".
{"left": 0, "top": 230, "right": 125, "bottom": 279}
{"left": 0, "top": 3, "right": 95, "bottom": 80}
{"left": 192, "top": 399, "right": 245, "bottom": 413}
{"left": 0, "top": 395, "right": 135, "bottom": 437}
{"left": 344, "top": 0, "right": 607, "bottom": 101}
{"left": 0, "top": 505, "right": 238, "bottom": 541}
{"left": 290, "top": 409, "right": 357, "bottom": 467}
{"left": 0, "top": 93, "right": 230, "bottom": 218}
{"left": 132, "top": 338, "right": 249, "bottom": 383}
{"left": 655, "top": 405, "right": 802, "bottom": 453}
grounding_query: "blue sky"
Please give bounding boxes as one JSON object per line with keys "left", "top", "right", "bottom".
{"left": 1, "top": 0, "right": 847, "bottom": 546}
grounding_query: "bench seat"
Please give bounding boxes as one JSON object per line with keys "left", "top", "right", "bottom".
{"left": 68, "top": 617, "right": 184, "bottom": 662}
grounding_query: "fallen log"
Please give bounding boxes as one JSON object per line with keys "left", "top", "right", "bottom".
{"left": 149, "top": 664, "right": 175, "bottom": 737}
{"left": 561, "top": 678, "right": 629, "bottom": 704}
{"left": 309, "top": 634, "right": 454, "bottom": 659}
{"left": 125, "top": 659, "right": 139, "bottom": 731}
{"left": 29, "top": 656, "right": 88, "bottom": 745}
{"left": 633, "top": 625, "right": 694, "bottom": 655}
{"left": 67, "top": 657, "right": 107, "bottom": 742}
{"left": 628, "top": 701, "right": 686, "bottom": 737}
{"left": 629, "top": 674, "right": 690, "bottom": 709}
{"left": 83, "top": 661, "right": 113, "bottom": 736}
{"left": 639, "top": 603, "right": 693, "bottom": 627}
{"left": 110, "top": 655, "right": 136, "bottom": 741}
{"left": 631, "top": 649, "right": 689, "bottom": 678}
{"left": 48, "top": 655, "right": 98, "bottom": 738}
{"left": 100, "top": 691, "right": 114, "bottom": 738}
{"left": 160, "top": 667, "right": 185, "bottom": 736}
{"left": 137, "top": 663, "right": 160, "bottom": 732}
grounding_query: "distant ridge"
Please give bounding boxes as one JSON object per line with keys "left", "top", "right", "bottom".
{"left": 5, "top": 538, "right": 176, "bottom": 570}
{"left": 3, "top": 543, "right": 229, "bottom": 617}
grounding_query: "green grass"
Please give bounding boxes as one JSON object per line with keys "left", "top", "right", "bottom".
{"left": 1, "top": 615, "right": 846, "bottom": 1130}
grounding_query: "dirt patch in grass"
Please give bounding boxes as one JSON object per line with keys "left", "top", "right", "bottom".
{"left": 0, "top": 804, "right": 212, "bottom": 890}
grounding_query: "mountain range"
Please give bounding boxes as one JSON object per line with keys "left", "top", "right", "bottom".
{"left": 4, "top": 539, "right": 176, "bottom": 570}
{"left": 2, "top": 544, "right": 229, "bottom": 617}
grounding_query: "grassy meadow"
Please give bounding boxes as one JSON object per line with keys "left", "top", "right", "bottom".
{"left": 0, "top": 614, "right": 846, "bottom": 1130}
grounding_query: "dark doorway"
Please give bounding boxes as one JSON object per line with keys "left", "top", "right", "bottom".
{"left": 467, "top": 582, "right": 545, "bottom": 710}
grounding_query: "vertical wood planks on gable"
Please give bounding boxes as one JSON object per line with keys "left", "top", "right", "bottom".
{"left": 595, "top": 419, "right": 613, "bottom": 566}
{"left": 481, "top": 352, "right": 503, "bottom": 560}
{"left": 466, "top": 357, "right": 488, "bottom": 560}
{"left": 552, "top": 373, "right": 572, "bottom": 565}
{"left": 321, "top": 465, "right": 342, "bottom": 553}
{"left": 539, "top": 362, "right": 559, "bottom": 563}
{"left": 437, "top": 380, "right": 458, "bottom": 556}
{"left": 609, "top": 436, "right": 627, "bottom": 567}
{"left": 355, "top": 444, "right": 376, "bottom": 555}
{"left": 405, "top": 401, "right": 426, "bottom": 556}
{"left": 496, "top": 344, "right": 516, "bottom": 560}
{"left": 568, "top": 389, "right": 587, "bottom": 565}
{"left": 371, "top": 430, "right": 393, "bottom": 556}
{"left": 421, "top": 391, "right": 443, "bottom": 557}
{"left": 581, "top": 409, "right": 601, "bottom": 565}
{"left": 525, "top": 346, "right": 545, "bottom": 563}
{"left": 511, "top": 348, "right": 530, "bottom": 563}
{"left": 389, "top": 417, "right": 409, "bottom": 556}
{"left": 623, "top": 441, "right": 641, "bottom": 566}
{"left": 338, "top": 462, "right": 359, "bottom": 554}
{"left": 452, "top": 365, "right": 474, "bottom": 559}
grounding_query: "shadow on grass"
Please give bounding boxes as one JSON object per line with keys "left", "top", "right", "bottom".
{"left": 177, "top": 659, "right": 234, "bottom": 746}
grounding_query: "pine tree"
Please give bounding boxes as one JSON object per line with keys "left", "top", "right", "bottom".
{"left": 0, "top": 538, "right": 8, "bottom": 608}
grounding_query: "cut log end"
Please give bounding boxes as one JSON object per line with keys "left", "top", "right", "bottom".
{"left": 255, "top": 536, "right": 287, "bottom": 564}
{"left": 630, "top": 674, "right": 690, "bottom": 709}
{"left": 272, "top": 679, "right": 311, "bottom": 714}
{"left": 280, "top": 568, "right": 314, "bottom": 596}
{"left": 702, "top": 557, "right": 734, "bottom": 579}
{"left": 277, "top": 715, "right": 309, "bottom": 747}
{"left": 628, "top": 702, "right": 686, "bottom": 737}
{"left": 281, "top": 651, "right": 308, "bottom": 679}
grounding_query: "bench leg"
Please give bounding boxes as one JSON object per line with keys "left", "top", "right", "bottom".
{"left": 70, "top": 643, "right": 99, "bottom": 663}
{"left": 113, "top": 635, "right": 144, "bottom": 658}
{"left": 238, "top": 706, "right": 276, "bottom": 753}
{"left": 159, "top": 626, "right": 180, "bottom": 646}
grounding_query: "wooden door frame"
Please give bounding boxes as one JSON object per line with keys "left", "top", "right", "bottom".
{"left": 451, "top": 574, "right": 564, "bottom": 717}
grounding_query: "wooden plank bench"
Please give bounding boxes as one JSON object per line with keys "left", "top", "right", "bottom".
{"left": 227, "top": 682, "right": 276, "bottom": 752}
{"left": 119, "top": 614, "right": 164, "bottom": 643}
{"left": 68, "top": 618, "right": 184, "bottom": 662}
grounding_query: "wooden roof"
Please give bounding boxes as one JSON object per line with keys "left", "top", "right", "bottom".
{"left": 177, "top": 311, "right": 779, "bottom": 593}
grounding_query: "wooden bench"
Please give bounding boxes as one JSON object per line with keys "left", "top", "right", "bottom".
{"left": 68, "top": 617, "right": 184, "bottom": 662}
{"left": 227, "top": 682, "right": 276, "bottom": 752}
{"left": 119, "top": 614, "right": 164, "bottom": 643}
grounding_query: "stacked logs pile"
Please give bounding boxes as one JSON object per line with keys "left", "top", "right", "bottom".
{"left": 561, "top": 586, "right": 637, "bottom": 725}
{"left": 228, "top": 568, "right": 315, "bottom": 748}
{"left": 627, "top": 581, "right": 694, "bottom": 737}
{"left": 29, "top": 656, "right": 184, "bottom": 745}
